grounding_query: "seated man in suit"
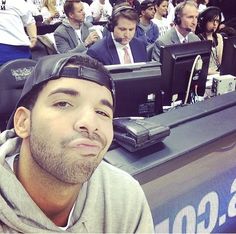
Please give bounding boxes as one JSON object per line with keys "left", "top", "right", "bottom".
{"left": 152, "top": 0, "right": 200, "bottom": 62}
{"left": 87, "top": 3, "right": 148, "bottom": 65}
{"left": 54, "top": 0, "right": 100, "bottom": 54}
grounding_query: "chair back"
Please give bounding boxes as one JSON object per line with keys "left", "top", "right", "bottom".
{"left": 31, "top": 35, "right": 57, "bottom": 60}
{"left": 0, "top": 59, "right": 37, "bottom": 131}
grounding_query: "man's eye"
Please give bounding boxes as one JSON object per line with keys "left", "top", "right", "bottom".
{"left": 53, "top": 101, "right": 72, "bottom": 108}
{"left": 96, "top": 110, "right": 110, "bottom": 118}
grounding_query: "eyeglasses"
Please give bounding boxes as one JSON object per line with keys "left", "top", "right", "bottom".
{"left": 209, "top": 19, "right": 220, "bottom": 24}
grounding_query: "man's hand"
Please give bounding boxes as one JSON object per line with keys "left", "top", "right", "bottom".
{"left": 84, "top": 31, "right": 100, "bottom": 47}
{"left": 29, "top": 37, "right": 37, "bottom": 48}
{"left": 52, "top": 11, "right": 60, "bottom": 18}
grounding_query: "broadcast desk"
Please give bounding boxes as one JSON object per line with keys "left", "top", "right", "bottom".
{"left": 104, "top": 91, "right": 236, "bottom": 233}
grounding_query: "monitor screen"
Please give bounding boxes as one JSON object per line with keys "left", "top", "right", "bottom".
{"left": 105, "top": 62, "right": 163, "bottom": 118}
{"left": 160, "top": 40, "right": 212, "bottom": 106}
{"left": 220, "top": 36, "right": 236, "bottom": 76}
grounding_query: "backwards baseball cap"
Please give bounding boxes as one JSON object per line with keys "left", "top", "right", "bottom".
{"left": 7, "top": 53, "right": 115, "bottom": 129}
{"left": 140, "top": 0, "right": 155, "bottom": 12}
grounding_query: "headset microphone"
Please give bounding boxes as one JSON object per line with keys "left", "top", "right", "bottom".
{"left": 206, "top": 28, "right": 215, "bottom": 33}
{"left": 114, "top": 37, "right": 123, "bottom": 43}
{"left": 178, "top": 24, "right": 192, "bottom": 33}
{"left": 183, "top": 27, "right": 192, "bottom": 32}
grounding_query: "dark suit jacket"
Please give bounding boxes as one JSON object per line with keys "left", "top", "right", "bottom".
{"left": 152, "top": 27, "right": 200, "bottom": 62}
{"left": 87, "top": 33, "right": 147, "bottom": 65}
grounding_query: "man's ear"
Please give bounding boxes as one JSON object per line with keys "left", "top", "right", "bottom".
{"left": 14, "top": 107, "right": 31, "bottom": 138}
{"left": 69, "top": 12, "right": 74, "bottom": 19}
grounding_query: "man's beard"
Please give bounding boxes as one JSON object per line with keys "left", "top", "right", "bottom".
{"left": 29, "top": 126, "right": 102, "bottom": 185}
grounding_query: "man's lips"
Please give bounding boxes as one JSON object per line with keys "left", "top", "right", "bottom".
{"left": 68, "top": 139, "right": 103, "bottom": 155}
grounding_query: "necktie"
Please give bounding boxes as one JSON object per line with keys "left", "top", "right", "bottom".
{"left": 123, "top": 46, "right": 131, "bottom": 64}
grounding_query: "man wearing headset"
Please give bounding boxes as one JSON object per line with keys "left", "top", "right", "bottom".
{"left": 87, "top": 3, "right": 148, "bottom": 65}
{"left": 152, "top": 0, "right": 200, "bottom": 62}
{"left": 0, "top": 54, "right": 154, "bottom": 232}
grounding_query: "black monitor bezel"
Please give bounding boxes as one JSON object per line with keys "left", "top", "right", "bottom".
{"left": 160, "top": 40, "right": 212, "bottom": 106}
{"left": 105, "top": 62, "right": 163, "bottom": 118}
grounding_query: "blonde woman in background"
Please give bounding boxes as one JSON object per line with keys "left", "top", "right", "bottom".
{"left": 41, "top": 0, "right": 62, "bottom": 24}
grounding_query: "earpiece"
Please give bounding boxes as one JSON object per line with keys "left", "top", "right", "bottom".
{"left": 107, "top": 5, "right": 134, "bottom": 32}
{"left": 174, "top": 2, "right": 186, "bottom": 26}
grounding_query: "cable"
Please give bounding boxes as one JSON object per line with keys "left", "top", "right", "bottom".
{"left": 184, "top": 55, "right": 203, "bottom": 104}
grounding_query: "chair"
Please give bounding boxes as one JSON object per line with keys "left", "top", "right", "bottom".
{"left": 0, "top": 59, "right": 37, "bottom": 131}
{"left": 147, "top": 43, "right": 154, "bottom": 61}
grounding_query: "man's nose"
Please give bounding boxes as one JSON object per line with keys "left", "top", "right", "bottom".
{"left": 124, "top": 30, "right": 132, "bottom": 38}
{"left": 73, "top": 108, "right": 98, "bottom": 136}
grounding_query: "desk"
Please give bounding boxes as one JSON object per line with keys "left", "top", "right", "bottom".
{"left": 105, "top": 91, "right": 236, "bottom": 233}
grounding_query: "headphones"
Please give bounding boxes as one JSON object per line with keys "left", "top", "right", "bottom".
{"left": 197, "top": 6, "right": 221, "bottom": 32}
{"left": 107, "top": 4, "right": 136, "bottom": 32}
{"left": 174, "top": 1, "right": 197, "bottom": 26}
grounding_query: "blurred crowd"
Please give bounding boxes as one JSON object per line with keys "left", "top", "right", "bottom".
{"left": 1, "top": 0, "right": 236, "bottom": 74}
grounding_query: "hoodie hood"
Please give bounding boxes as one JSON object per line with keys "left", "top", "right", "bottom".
{"left": 62, "top": 18, "right": 72, "bottom": 28}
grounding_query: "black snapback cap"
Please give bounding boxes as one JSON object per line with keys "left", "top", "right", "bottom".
{"left": 7, "top": 53, "right": 115, "bottom": 129}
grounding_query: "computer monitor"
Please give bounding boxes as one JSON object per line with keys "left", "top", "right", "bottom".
{"left": 105, "top": 62, "right": 163, "bottom": 118}
{"left": 160, "top": 40, "right": 212, "bottom": 106}
{"left": 220, "top": 36, "right": 236, "bottom": 76}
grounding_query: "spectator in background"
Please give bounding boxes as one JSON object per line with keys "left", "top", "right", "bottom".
{"left": 0, "top": 0, "right": 37, "bottom": 66}
{"left": 166, "top": 0, "right": 184, "bottom": 24}
{"left": 135, "top": 0, "right": 159, "bottom": 46}
{"left": 196, "top": 6, "right": 223, "bottom": 74}
{"left": 25, "top": 0, "right": 41, "bottom": 16}
{"left": 81, "top": 1, "right": 93, "bottom": 23}
{"left": 152, "top": 0, "right": 171, "bottom": 37}
{"left": 32, "top": 0, "right": 43, "bottom": 10}
{"left": 197, "top": 0, "right": 208, "bottom": 12}
{"left": 41, "top": 0, "right": 62, "bottom": 24}
{"left": 87, "top": 3, "right": 147, "bottom": 65}
{"left": 115, "top": 0, "right": 141, "bottom": 14}
{"left": 152, "top": 1, "right": 200, "bottom": 62}
{"left": 54, "top": 0, "right": 100, "bottom": 54}
{"left": 90, "top": 0, "right": 113, "bottom": 22}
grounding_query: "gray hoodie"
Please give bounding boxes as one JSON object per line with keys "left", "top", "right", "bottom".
{"left": 0, "top": 129, "right": 154, "bottom": 233}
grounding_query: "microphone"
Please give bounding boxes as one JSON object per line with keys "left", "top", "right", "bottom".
{"left": 177, "top": 24, "right": 192, "bottom": 33}
{"left": 114, "top": 37, "right": 123, "bottom": 43}
{"left": 206, "top": 28, "right": 215, "bottom": 33}
{"left": 184, "top": 27, "right": 192, "bottom": 32}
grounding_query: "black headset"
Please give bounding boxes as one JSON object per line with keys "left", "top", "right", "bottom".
{"left": 107, "top": 4, "right": 135, "bottom": 32}
{"left": 197, "top": 6, "right": 221, "bottom": 32}
{"left": 174, "top": 1, "right": 197, "bottom": 26}
{"left": 1, "top": 0, "right": 6, "bottom": 10}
